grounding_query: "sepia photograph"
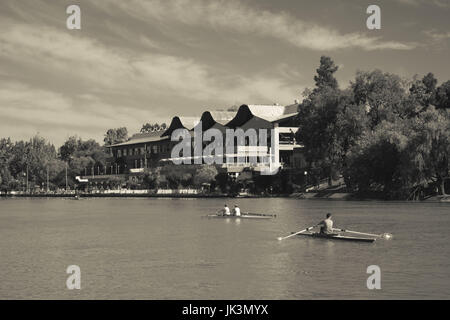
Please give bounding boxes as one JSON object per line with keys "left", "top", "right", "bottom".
{"left": 0, "top": 0, "right": 449, "bottom": 307}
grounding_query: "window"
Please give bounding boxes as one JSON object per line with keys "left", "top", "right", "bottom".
{"left": 123, "top": 149, "right": 127, "bottom": 156}
{"left": 118, "top": 149, "right": 122, "bottom": 157}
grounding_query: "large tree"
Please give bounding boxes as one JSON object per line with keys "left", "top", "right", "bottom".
{"left": 406, "top": 107, "right": 450, "bottom": 195}
{"left": 352, "top": 70, "right": 407, "bottom": 129}
{"left": 104, "top": 127, "right": 128, "bottom": 146}
{"left": 297, "top": 56, "right": 345, "bottom": 184}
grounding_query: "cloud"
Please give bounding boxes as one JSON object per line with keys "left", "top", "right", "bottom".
{"left": 0, "top": 20, "right": 298, "bottom": 100}
{"left": 0, "top": 82, "right": 154, "bottom": 137}
{"left": 395, "top": 0, "right": 450, "bottom": 8}
{"left": 101, "top": 0, "right": 415, "bottom": 51}
{"left": 0, "top": 19, "right": 301, "bottom": 145}
{"left": 423, "top": 30, "right": 450, "bottom": 41}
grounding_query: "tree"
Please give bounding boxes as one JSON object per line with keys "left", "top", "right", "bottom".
{"left": 160, "top": 165, "right": 195, "bottom": 189}
{"left": 0, "top": 139, "right": 13, "bottom": 190}
{"left": 59, "top": 136, "right": 78, "bottom": 161}
{"left": 0, "top": 167, "right": 13, "bottom": 192}
{"left": 142, "top": 168, "right": 161, "bottom": 189}
{"left": 352, "top": 70, "right": 407, "bottom": 129}
{"left": 104, "top": 127, "right": 128, "bottom": 146}
{"left": 24, "top": 135, "right": 59, "bottom": 188}
{"left": 422, "top": 72, "right": 438, "bottom": 94}
{"left": 297, "top": 86, "right": 343, "bottom": 183}
{"left": 344, "top": 120, "right": 410, "bottom": 198}
{"left": 59, "top": 136, "right": 110, "bottom": 178}
{"left": 193, "top": 165, "right": 218, "bottom": 187}
{"left": 141, "top": 123, "right": 154, "bottom": 133}
{"left": 436, "top": 80, "right": 450, "bottom": 109}
{"left": 140, "top": 123, "right": 167, "bottom": 133}
{"left": 214, "top": 172, "right": 230, "bottom": 193}
{"left": 409, "top": 73, "right": 438, "bottom": 111}
{"left": 297, "top": 56, "right": 345, "bottom": 185}
{"left": 313, "top": 56, "right": 339, "bottom": 91}
{"left": 344, "top": 104, "right": 449, "bottom": 198}
{"left": 406, "top": 107, "right": 450, "bottom": 195}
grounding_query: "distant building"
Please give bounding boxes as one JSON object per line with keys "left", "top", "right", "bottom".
{"left": 106, "top": 103, "right": 304, "bottom": 175}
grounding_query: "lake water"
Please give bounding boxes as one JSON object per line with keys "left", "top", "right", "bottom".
{"left": 0, "top": 197, "right": 449, "bottom": 299}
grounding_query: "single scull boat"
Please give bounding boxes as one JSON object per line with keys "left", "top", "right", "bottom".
{"left": 297, "top": 232, "right": 376, "bottom": 243}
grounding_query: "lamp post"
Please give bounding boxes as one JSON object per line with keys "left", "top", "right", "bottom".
{"left": 26, "top": 164, "right": 29, "bottom": 194}
{"left": 304, "top": 170, "right": 308, "bottom": 191}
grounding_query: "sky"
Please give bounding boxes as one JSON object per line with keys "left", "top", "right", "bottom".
{"left": 0, "top": 0, "right": 449, "bottom": 147}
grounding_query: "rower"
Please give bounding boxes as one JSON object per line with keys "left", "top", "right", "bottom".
{"left": 220, "top": 204, "right": 231, "bottom": 216}
{"left": 315, "top": 213, "right": 335, "bottom": 235}
{"left": 233, "top": 204, "right": 241, "bottom": 216}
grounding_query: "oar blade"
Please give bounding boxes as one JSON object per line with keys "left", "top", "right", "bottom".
{"left": 342, "top": 229, "right": 393, "bottom": 240}
{"left": 277, "top": 226, "right": 314, "bottom": 241}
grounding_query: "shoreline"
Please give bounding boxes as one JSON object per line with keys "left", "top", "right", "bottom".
{"left": 1, "top": 192, "right": 448, "bottom": 201}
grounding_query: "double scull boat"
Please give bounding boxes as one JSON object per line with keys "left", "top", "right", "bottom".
{"left": 205, "top": 214, "right": 274, "bottom": 219}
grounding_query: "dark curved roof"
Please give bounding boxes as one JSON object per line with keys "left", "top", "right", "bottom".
{"left": 192, "top": 111, "right": 234, "bottom": 131}
{"left": 225, "top": 105, "right": 254, "bottom": 128}
{"left": 226, "top": 104, "right": 298, "bottom": 128}
{"left": 161, "top": 116, "right": 199, "bottom": 137}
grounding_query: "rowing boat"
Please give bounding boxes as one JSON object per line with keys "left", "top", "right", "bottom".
{"left": 297, "top": 232, "right": 376, "bottom": 243}
{"left": 205, "top": 214, "right": 273, "bottom": 220}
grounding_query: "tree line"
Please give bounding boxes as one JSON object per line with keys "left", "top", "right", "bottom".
{"left": 0, "top": 122, "right": 176, "bottom": 192}
{"left": 297, "top": 56, "right": 449, "bottom": 199}
{"left": 0, "top": 135, "right": 110, "bottom": 192}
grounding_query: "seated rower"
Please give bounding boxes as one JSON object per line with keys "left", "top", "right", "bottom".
{"left": 233, "top": 204, "right": 241, "bottom": 216}
{"left": 315, "top": 213, "right": 337, "bottom": 235}
{"left": 219, "top": 204, "right": 231, "bottom": 216}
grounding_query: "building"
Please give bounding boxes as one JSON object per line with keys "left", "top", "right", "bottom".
{"left": 106, "top": 103, "right": 304, "bottom": 176}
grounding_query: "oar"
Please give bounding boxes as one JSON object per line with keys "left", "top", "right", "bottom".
{"left": 335, "top": 228, "right": 393, "bottom": 240}
{"left": 277, "top": 226, "right": 315, "bottom": 241}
